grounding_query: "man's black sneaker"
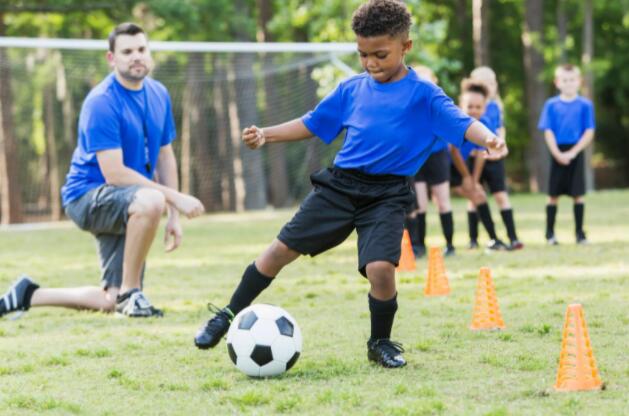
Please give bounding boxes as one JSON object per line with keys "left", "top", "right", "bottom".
{"left": 0, "top": 275, "right": 39, "bottom": 318}
{"left": 194, "top": 304, "right": 234, "bottom": 350}
{"left": 486, "top": 239, "right": 508, "bottom": 251}
{"left": 367, "top": 338, "right": 406, "bottom": 368}
{"left": 508, "top": 240, "right": 524, "bottom": 251}
{"left": 413, "top": 245, "right": 426, "bottom": 258}
{"left": 443, "top": 245, "right": 456, "bottom": 257}
{"left": 576, "top": 232, "right": 588, "bottom": 245}
{"left": 468, "top": 240, "right": 479, "bottom": 249}
{"left": 115, "top": 289, "right": 163, "bottom": 318}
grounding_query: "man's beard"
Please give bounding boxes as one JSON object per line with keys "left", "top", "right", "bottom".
{"left": 119, "top": 65, "right": 149, "bottom": 82}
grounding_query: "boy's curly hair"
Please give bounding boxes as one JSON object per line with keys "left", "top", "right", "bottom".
{"left": 351, "top": 0, "right": 411, "bottom": 38}
{"left": 460, "top": 78, "right": 489, "bottom": 99}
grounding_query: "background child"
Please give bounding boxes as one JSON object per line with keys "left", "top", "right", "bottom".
{"left": 193, "top": 0, "right": 505, "bottom": 368}
{"left": 538, "top": 64, "right": 595, "bottom": 245}
{"left": 469, "top": 66, "right": 523, "bottom": 250}
{"left": 407, "top": 65, "right": 455, "bottom": 257}
{"left": 450, "top": 79, "right": 508, "bottom": 251}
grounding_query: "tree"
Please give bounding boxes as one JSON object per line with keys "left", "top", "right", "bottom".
{"left": 472, "top": 0, "right": 490, "bottom": 66}
{"left": 581, "top": 0, "right": 594, "bottom": 191}
{"left": 522, "top": 0, "right": 549, "bottom": 192}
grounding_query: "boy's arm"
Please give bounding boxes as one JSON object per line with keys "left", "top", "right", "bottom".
{"left": 565, "top": 129, "right": 595, "bottom": 158}
{"left": 464, "top": 120, "right": 507, "bottom": 158}
{"left": 472, "top": 153, "right": 485, "bottom": 183}
{"left": 543, "top": 130, "right": 570, "bottom": 165}
{"left": 243, "top": 118, "right": 312, "bottom": 149}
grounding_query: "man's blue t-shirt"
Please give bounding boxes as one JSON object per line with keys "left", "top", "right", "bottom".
{"left": 483, "top": 100, "right": 503, "bottom": 134}
{"left": 537, "top": 95, "right": 595, "bottom": 145}
{"left": 61, "top": 73, "right": 176, "bottom": 206}
{"left": 301, "top": 68, "right": 474, "bottom": 176}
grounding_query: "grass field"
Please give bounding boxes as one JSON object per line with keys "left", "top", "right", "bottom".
{"left": 1, "top": 190, "right": 628, "bottom": 415}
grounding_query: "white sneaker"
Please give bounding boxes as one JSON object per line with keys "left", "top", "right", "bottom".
{"left": 115, "top": 289, "right": 163, "bottom": 318}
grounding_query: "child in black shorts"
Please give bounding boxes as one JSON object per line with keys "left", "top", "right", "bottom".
{"left": 194, "top": 0, "right": 505, "bottom": 368}
{"left": 538, "top": 64, "right": 595, "bottom": 245}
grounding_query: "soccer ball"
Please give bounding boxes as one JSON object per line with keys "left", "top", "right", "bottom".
{"left": 226, "top": 304, "right": 302, "bottom": 377}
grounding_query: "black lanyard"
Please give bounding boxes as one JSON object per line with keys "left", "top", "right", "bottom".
{"left": 142, "top": 87, "right": 151, "bottom": 174}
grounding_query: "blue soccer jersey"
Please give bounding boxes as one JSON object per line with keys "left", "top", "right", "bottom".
{"left": 483, "top": 100, "right": 503, "bottom": 134}
{"left": 301, "top": 68, "right": 474, "bottom": 176}
{"left": 61, "top": 73, "right": 176, "bottom": 206}
{"left": 537, "top": 95, "right": 595, "bottom": 145}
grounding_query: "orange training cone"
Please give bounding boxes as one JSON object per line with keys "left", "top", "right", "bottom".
{"left": 423, "top": 247, "right": 450, "bottom": 296}
{"left": 554, "top": 304, "right": 603, "bottom": 391}
{"left": 470, "top": 267, "right": 505, "bottom": 330}
{"left": 396, "top": 229, "right": 416, "bottom": 272}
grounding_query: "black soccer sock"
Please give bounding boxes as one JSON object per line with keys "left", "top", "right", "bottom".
{"left": 405, "top": 215, "right": 422, "bottom": 248}
{"left": 368, "top": 293, "right": 398, "bottom": 340}
{"left": 227, "top": 262, "right": 274, "bottom": 315}
{"left": 574, "top": 203, "right": 585, "bottom": 236}
{"left": 500, "top": 208, "right": 519, "bottom": 242}
{"left": 546, "top": 204, "right": 558, "bottom": 238}
{"left": 477, "top": 203, "right": 498, "bottom": 240}
{"left": 439, "top": 211, "right": 454, "bottom": 247}
{"left": 467, "top": 210, "right": 479, "bottom": 243}
{"left": 416, "top": 213, "right": 426, "bottom": 247}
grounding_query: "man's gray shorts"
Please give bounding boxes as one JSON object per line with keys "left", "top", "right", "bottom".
{"left": 65, "top": 184, "right": 144, "bottom": 289}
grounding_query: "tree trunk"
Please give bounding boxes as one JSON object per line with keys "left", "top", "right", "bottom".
{"left": 0, "top": 13, "right": 23, "bottom": 224}
{"left": 44, "top": 83, "right": 61, "bottom": 220}
{"left": 582, "top": 0, "right": 595, "bottom": 191}
{"left": 472, "top": 0, "right": 490, "bottom": 67}
{"left": 57, "top": 52, "right": 74, "bottom": 147}
{"left": 522, "top": 0, "right": 548, "bottom": 193}
{"left": 233, "top": 0, "right": 267, "bottom": 210}
{"left": 557, "top": 0, "right": 567, "bottom": 63}
{"left": 258, "top": 0, "right": 290, "bottom": 207}
{"left": 226, "top": 63, "right": 246, "bottom": 212}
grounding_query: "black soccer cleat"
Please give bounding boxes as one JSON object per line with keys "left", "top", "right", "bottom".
{"left": 367, "top": 338, "right": 407, "bottom": 368}
{"left": 413, "top": 244, "right": 426, "bottom": 258}
{"left": 508, "top": 240, "right": 524, "bottom": 251}
{"left": 546, "top": 235, "right": 559, "bottom": 246}
{"left": 194, "top": 304, "right": 234, "bottom": 350}
{"left": 443, "top": 245, "right": 456, "bottom": 257}
{"left": 486, "top": 239, "right": 508, "bottom": 251}
{"left": 468, "top": 240, "right": 479, "bottom": 250}
{"left": 576, "top": 232, "right": 588, "bottom": 245}
{"left": 0, "top": 275, "right": 39, "bottom": 318}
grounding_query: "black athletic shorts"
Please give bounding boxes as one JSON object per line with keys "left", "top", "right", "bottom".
{"left": 472, "top": 157, "right": 507, "bottom": 193}
{"left": 450, "top": 162, "right": 466, "bottom": 188}
{"left": 549, "top": 144, "right": 585, "bottom": 197}
{"left": 414, "top": 149, "right": 450, "bottom": 186}
{"left": 278, "top": 167, "right": 414, "bottom": 277}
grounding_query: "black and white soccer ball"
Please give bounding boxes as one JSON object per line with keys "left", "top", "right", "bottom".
{"left": 226, "top": 304, "right": 302, "bottom": 377}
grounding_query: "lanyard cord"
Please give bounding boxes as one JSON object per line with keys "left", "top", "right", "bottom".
{"left": 142, "top": 87, "right": 151, "bottom": 174}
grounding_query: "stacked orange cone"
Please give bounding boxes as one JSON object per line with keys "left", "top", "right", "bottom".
{"left": 423, "top": 247, "right": 450, "bottom": 296}
{"left": 554, "top": 304, "right": 603, "bottom": 391}
{"left": 470, "top": 267, "right": 505, "bottom": 330}
{"left": 396, "top": 229, "right": 416, "bottom": 272}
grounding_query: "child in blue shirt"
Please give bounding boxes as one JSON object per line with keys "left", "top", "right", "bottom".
{"left": 469, "top": 66, "right": 523, "bottom": 251}
{"left": 538, "top": 64, "right": 595, "bottom": 244}
{"left": 194, "top": 0, "right": 505, "bottom": 368}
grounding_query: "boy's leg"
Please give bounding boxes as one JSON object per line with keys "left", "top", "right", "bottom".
{"left": 573, "top": 196, "right": 586, "bottom": 243}
{"left": 30, "top": 287, "right": 119, "bottom": 312}
{"left": 365, "top": 261, "right": 405, "bottom": 368}
{"left": 411, "top": 181, "right": 428, "bottom": 256}
{"left": 546, "top": 197, "right": 559, "bottom": 244}
{"left": 466, "top": 200, "right": 479, "bottom": 249}
{"left": 432, "top": 182, "right": 454, "bottom": 254}
{"left": 494, "top": 192, "right": 522, "bottom": 249}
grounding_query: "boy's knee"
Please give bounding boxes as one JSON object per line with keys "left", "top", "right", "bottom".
{"left": 131, "top": 188, "right": 166, "bottom": 219}
{"left": 366, "top": 261, "right": 395, "bottom": 280}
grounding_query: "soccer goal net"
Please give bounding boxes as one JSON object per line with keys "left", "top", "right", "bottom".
{"left": 0, "top": 38, "right": 357, "bottom": 223}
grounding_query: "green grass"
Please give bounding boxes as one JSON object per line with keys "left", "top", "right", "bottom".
{"left": 1, "top": 190, "right": 629, "bottom": 415}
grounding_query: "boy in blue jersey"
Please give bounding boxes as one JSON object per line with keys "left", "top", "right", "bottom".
{"left": 449, "top": 79, "right": 509, "bottom": 251}
{"left": 0, "top": 23, "right": 204, "bottom": 319}
{"left": 407, "top": 65, "right": 456, "bottom": 257}
{"left": 468, "top": 67, "right": 523, "bottom": 250}
{"left": 538, "top": 64, "right": 595, "bottom": 245}
{"left": 194, "top": 0, "right": 505, "bottom": 368}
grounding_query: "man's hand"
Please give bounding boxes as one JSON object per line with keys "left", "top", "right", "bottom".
{"left": 242, "top": 125, "right": 266, "bottom": 149}
{"left": 485, "top": 135, "right": 507, "bottom": 160}
{"left": 172, "top": 194, "right": 205, "bottom": 218}
{"left": 164, "top": 215, "right": 183, "bottom": 252}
